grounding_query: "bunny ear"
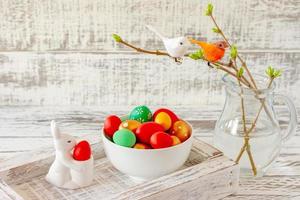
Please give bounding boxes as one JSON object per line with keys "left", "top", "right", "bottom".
{"left": 51, "top": 120, "right": 60, "bottom": 139}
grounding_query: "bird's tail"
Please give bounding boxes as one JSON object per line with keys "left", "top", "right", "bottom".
{"left": 145, "top": 25, "right": 165, "bottom": 40}
{"left": 188, "top": 38, "right": 207, "bottom": 48}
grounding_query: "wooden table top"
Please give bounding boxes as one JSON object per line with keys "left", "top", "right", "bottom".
{"left": 0, "top": 106, "right": 299, "bottom": 200}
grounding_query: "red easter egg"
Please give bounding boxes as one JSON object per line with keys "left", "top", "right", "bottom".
{"left": 73, "top": 140, "right": 92, "bottom": 161}
{"left": 150, "top": 131, "right": 173, "bottom": 149}
{"left": 135, "top": 122, "right": 165, "bottom": 144}
{"left": 104, "top": 115, "right": 122, "bottom": 138}
{"left": 153, "top": 108, "right": 179, "bottom": 125}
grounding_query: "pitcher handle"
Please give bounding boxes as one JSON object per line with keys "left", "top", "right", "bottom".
{"left": 274, "top": 94, "right": 297, "bottom": 142}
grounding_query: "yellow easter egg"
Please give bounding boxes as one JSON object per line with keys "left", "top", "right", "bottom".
{"left": 171, "top": 135, "right": 181, "bottom": 146}
{"left": 119, "top": 120, "right": 141, "bottom": 133}
{"left": 133, "top": 143, "right": 151, "bottom": 149}
{"left": 154, "top": 112, "right": 172, "bottom": 131}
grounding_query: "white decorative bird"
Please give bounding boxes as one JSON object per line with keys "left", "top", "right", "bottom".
{"left": 146, "top": 25, "right": 190, "bottom": 61}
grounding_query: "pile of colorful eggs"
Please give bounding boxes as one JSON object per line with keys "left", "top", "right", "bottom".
{"left": 103, "top": 106, "right": 192, "bottom": 149}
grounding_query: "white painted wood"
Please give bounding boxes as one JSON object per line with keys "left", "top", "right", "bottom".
{"left": 0, "top": 139, "right": 239, "bottom": 200}
{"left": 0, "top": 0, "right": 299, "bottom": 51}
{"left": 112, "top": 157, "right": 239, "bottom": 200}
{"left": 0, "top": 52, "right": 299, "bottom": 107}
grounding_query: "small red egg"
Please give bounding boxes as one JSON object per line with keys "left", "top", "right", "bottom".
{"left": 119, "top": 120, "right": 141, "bottom": 133}
{"left": 150, "top": 131, "right": 173, "bottom": 149}
{"left": 171, "top": 135, "right": 181, "bottom": 146}
{"left": 153, "top": 108, "right": 179, "bottom": 125}
{"left": 170, "top": 120, "right": 191, "bottom": 142}
{"left": 73, "top": 140, "right": 92, "bottom": 161}
{"left": 154, "top": 112, "right": 172, "bottom": 131}
{"left": 104, "top": 115, "right": 122, "bottom": 138}
{"left": 135, "top": 122, "right": 165, "bottom": 144}
{"left": 133, "top": 143, "right": 151, "bottom": 149}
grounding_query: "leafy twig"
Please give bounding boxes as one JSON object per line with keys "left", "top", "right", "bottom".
{"left": 113, "top": 34, "right": 253, "bottom": 87}
{"left": 206, "top": 4, "right": 257, "bottom": 89}
{"left": 112, "top": 34, "right": 170, "bottom": 57}
{"left": 235, "top": 67, "right": 281, "bottom": 173}
{"left": 233, "top": 58, "right": 258, "bottom": 175}
{"left": 246, "top": 67, "right": 281, "bottom": 134}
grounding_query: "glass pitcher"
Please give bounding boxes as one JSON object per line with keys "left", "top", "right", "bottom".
{"left": 213, "top": 74, "right": 297, "bottom": 177}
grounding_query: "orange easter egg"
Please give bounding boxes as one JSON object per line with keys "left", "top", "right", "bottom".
{"left": 171, "top": 135, "right": 181, "bottom": 146}
{"left": 170, "top": 120, "right": 191, "bottom": 142}
{"left": 154, "top": 112, "right": 172, "bottom": 131}
{"left": 119, "top": 120, "right": 141, "bottom": 133}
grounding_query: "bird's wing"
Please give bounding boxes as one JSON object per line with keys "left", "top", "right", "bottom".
{"left": 205, "top": 46, "right": 225, "bottom": 62}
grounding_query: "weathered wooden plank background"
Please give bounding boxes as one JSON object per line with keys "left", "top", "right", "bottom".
{"left": 0, "top": 0, "right": 299, "bottom": 107}
{"left": 0, "top": 0, "right": 299, "bottom": 199}
{"left": 0, "top": 0, "right": 299, "bottom": 51}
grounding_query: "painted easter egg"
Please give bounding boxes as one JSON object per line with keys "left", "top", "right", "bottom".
{"left": 170, "top": 120, "right": 191, "bottom": 142}
{"left": 153, "top": 108, "right": 179, "bottom": 125}
{"left": 154, "top": 112, "right": 172, "bottom": 131}
{"left": 104, "top": 115, "right": 122, "bottom": 138}
{"left": 171, "top": 135, "right": 181, "bottom": 146}
{"left": 150, "top": 131, "right": 173, "bottom": 149}
{"left": 119, "top": 120, "right": 141, "bottom": 133}
{"left": 133, "top": 143, "right": 151, "bottom": 149}
{"left": 135, "top": 122, "right": 165, "bottom": 144}
{"left": 73, "top": 140, "right": 92, "bottom": 161}
{"left": 129, "top": 105, "right": 152, "bottom": 123}
{"left": 113, "top": 129, "right": 136, "bottom": 147}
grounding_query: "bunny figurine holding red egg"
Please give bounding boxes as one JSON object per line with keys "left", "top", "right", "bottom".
{"left": 46, "top": 121, "right": 94, "bottom": 189}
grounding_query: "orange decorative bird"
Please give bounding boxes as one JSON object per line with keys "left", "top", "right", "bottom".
{"left": 189, "top": 39, "right": 228, "bottom": 64}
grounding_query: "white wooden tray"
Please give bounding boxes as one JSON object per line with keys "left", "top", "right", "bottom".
{"left": 0, "top": 138, "right": 239, "bottom": 200}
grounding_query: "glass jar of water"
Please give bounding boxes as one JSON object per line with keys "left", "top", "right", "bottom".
{"left": 214, "top": 74, "right": 297, "bottom": 177}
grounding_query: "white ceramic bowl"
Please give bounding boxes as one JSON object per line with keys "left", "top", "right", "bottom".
{"left": 102, "top": 123, "right": 193, "bottom": 181}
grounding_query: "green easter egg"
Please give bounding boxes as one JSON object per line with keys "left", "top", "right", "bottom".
{"left": 113, "top": 129, "right": 136, "bottom": 147}
{"left": 129, "top": 105, "right": 152, "bottom": 123}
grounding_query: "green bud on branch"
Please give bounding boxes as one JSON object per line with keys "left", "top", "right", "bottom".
{"left": 237, "top": 67, "right": 244, "bottom": 78}
{"left": 212, "top": 27, "right": 221, "bottom": 33}
{"left": 189, "top": 49, "right": 204, "bottom": 60}
{"left": 230, "top": 45, "right": 238, "bottom": 59}
{"left": 205, "top": 4, "right": 213, "bottom": 16}
{"left": 112, "top": 34, "right": 122, "bottom": 42}
{"left": 266, "top": 66, "right": 282, "bottom": 78}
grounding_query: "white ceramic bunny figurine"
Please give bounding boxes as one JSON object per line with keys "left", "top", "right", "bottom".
{"left": 45, "top": 120, "right": 94, "bottom": 189}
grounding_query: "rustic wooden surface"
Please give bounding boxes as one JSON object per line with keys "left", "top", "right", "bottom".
{"left": 0, "top": 0, "right": 299, "bottom": 199}
{"left": 0, "top": 106, "right": 299, "bottom": 199}
{"left": 0, "top": 138, "right": 239, "bottom": 200}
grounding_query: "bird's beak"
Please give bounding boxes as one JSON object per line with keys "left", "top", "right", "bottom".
{"left": 224, "top": 42, "right": 229, "bottom": 48}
